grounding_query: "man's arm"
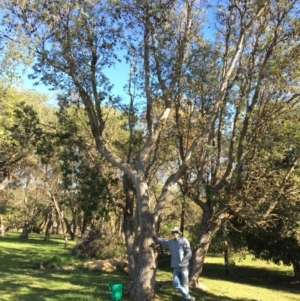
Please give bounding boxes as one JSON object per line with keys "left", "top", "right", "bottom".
{"left": 152, "top": 231, "right": 170, "bottom": 249}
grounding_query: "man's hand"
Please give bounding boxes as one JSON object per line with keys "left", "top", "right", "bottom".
{"left": 152, "top": 231, "right": 157, "bottom": 239}
{"left": 178, "top": 260, "right": 188, "bottom": 267}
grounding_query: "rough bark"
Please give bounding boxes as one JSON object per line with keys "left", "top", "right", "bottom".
{"left": 130, "top": 212, "right": 157, "bottom": 301}
{"left": 123, "top": 174, "right": 136, "bottom": 280}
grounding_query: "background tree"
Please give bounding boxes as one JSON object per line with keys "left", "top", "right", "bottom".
{"left": 0, "top": 88, "right": 50, "bottom": 236}
{"left": 55, "top": 105, "right": 126, "bottom": 239}
{"left": 173, "top": 0, "right": 300, "bottom": 286}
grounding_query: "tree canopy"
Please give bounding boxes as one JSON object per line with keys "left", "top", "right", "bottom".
{"left": 0, "top": 0, "right": 299, "bottom": 299}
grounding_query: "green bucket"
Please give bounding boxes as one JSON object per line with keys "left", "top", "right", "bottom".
{"left": 108, "top": 282, "right": 123, "bottom": 301}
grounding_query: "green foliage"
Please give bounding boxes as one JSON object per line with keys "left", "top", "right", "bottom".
{"left": 55, "top": 105, "right": 123, "bottom": 222}
{"left": 71, "top": 229, "right": 125, "bottom": 260}
{"left": 9, "top": 102, "right": 43, "bottom": 147}
{"left": 245, "top": 201, "right": 300, "bottom": 270}
{"left": 0, "top": 86, "right": 47, "bottom": 152}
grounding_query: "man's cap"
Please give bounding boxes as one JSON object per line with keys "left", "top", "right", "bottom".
{"left": 171, "top": 226, "right": 182, "bottom": 234}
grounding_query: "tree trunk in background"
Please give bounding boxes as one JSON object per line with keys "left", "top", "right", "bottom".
{"left": 64, "top": 217, "right": 76, "bottom": 240}
{"left": 0, "top": 216, "right": 5, "bottom": 236}
{"left": 39, "top": 219, "right": 47, "bottom": 233}
{"left": 19, "top": 221, "right": 31, "bottom": 239}
{"left": 52, "top": 199, "right": 68, "bottom": 248}
{"left": 293, "top": 260, "right": 300, "bottom": 283}
{"left": 44, "top": 207, "right": 53, "bottom": 241}
{"left": 189, "top": 201, "right": 225, "bottom": 287}
{"left": 54, "top": 209, "right": 61, "bottom": 234}
{"left": 44, "top": 220, "right": 53, "bottom": 241}
{"left": 224, "top": 240, "right": 229, "bottom": 276}
{"left": 71, "top": 216, "right": 77, "bottom": 239}
{"left": 45, "top": 190, "right": 69, "bottom": 247}
{"left": 82, "top": 215, "right": 91, "bottom": 236}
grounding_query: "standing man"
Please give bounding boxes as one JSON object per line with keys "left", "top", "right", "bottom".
{"left": 152, "top": 226, "right": 195, "bottom": 301}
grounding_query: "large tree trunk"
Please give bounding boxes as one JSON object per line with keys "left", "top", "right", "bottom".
{"left": 128, "top": 176, "right": 157, "bottom": 301}
{"left": 189, "top": 201, "right": 225, "bottom": 287}
{"left": 130, "top": 212, "right": 156, "bottom": 301}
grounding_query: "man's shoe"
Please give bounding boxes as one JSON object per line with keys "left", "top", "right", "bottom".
{"left": 184, "top": 297, "right": 195, "bottom": 301}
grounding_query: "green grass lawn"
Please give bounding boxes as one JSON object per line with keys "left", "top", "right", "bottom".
{"left": 0, "top": 233, "right": 299, "bottom": 301}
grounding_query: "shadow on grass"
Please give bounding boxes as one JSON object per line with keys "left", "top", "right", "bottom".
{"left": 156, "top": 258, "right": 299, "bottom": 301}
{"left": 0, "top": 248, "right": 128, "bottom": 301}
{"left": 154, "top": 280, "right": 260, "bottom": 301}
{"left": 0, "top": 234, "right": 129, "bottom": 300}
{"left": 0, "top": 271, "right": 128, "bottom": 301}
{"left": 0, "top": 233, "right": 64, "bottom": 246}
{"left": 201, "top": 262, "right": 299, "bottom": 293}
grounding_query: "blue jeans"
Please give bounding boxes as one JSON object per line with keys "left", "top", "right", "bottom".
{"left": 173, "top": 267, "right": 190, "bottom": 300}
